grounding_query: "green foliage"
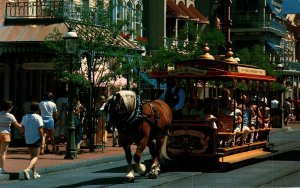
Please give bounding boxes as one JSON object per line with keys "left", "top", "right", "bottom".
{"left": 43, "top": 28, "right": 90, "bottom": 88}
{"left": 237, "top": 45, "right": 276, "bottom": 76}
{"left": 42, "top": 3, "right": 143, "bottom": 90}
{"left": 144, "top": 48, "right": 189, "bottom": 71}
{"left": 197, "top": 29, "right": 226, "bottom": 55}
{"left": 271, "top": 82, "right": 286, "bottom": 91}
{"left": 178, "top": 21, "right": 198, "bottom": 41}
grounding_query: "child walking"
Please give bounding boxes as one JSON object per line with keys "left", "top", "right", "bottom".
{"left": 21, "top": 101, "right": 44, "bottom": 180}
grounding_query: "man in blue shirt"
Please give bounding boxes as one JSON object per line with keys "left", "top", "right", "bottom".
{"left": 159, "top": 79, "right": 185, "bottom": 119}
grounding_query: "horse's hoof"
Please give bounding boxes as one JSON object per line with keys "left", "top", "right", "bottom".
{"left": 148, "top": 172, "right": 158, "bottom": 179}
{"left": 126, "top": 176, "right": 135, "bottom": 183}
{"left": 136, "top": 163, "right": 146, "bottom": 176}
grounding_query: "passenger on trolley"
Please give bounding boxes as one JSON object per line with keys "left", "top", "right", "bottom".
{"left": 257, "top": 101, "right": 270, "bottom": 128}
{"left": 159, "top": 79, "right": 186, "bottom": 119}
{"left": 219, "top": 89, "right": 232, "bottom": 115}
{"left": 190, "top": 98, "right": 205, "bottom": 115}
{"left": 201, "top": 108, "right": 218, "bottom": 129}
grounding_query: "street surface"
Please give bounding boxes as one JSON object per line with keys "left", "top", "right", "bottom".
{"left": 1, "top": 126, "right": 300, "bottom": 188}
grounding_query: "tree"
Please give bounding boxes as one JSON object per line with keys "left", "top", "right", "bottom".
{"left": 237, "top": 45, "right": 276, "bottom": 76}
{"left": 237, "top": 45, "right": 285, "bottom": 91}
{"left": 43, "top": 2, "right": 144, "bottom": 152}
{"left": 197, "top": 29, "right": 226, "bottom": 55}
{"left": 43, "top": 3, "right": 142, "bottom": 91}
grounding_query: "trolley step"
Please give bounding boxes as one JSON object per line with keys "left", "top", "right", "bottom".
{"left": 219, "top": 148, "right": 271, "bottom": 164}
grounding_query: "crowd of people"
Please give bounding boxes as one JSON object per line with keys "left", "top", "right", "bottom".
{"left": 159, "top": 81, "right": 278, "bottom": 146}
{"left": 0, "top": 91, "right": 110, "bottom": 179}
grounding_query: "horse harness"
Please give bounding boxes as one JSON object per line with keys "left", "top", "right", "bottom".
{"left": 126, "top": 99, "right": 160, "bottom": 130}
{"left": 140, "top": 101, "right": 160, "bottom": 128}
{"left": 112, "top": 93, "right": 171, "bottom": 137}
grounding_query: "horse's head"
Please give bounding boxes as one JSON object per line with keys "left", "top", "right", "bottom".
{"left": 105, "top": 90, "right": 137, "bottom": 130}
{"left": 105, "top": 92, "right": 126, "bottom": 129}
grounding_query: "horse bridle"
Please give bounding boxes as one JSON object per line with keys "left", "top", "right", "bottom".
{"left": 105, "top": 94, "right": 124, "bottom": 129}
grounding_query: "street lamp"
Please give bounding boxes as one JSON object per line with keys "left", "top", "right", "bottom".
{"left": 276, "top": 63, "right": 285, "bottom": 82}
{"left": 275, "top": 63, "right": 285, "bottom": 107}
{"left": 64, "top": 28, "right": 78, "bottom": 160}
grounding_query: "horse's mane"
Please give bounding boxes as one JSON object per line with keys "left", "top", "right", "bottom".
{"left": 118, "top": 90, "right": 137, "bottom": 113}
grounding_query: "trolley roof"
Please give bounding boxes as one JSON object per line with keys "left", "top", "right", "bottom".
{"left": 149, "top": 58, "right": 276, "bottom": 82}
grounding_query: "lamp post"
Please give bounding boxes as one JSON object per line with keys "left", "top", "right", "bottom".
{"left": 276, "top": 63, "right": 284, "bottom": 83}
{"left": 86, "top": 52, "right": 95, "bottom": 152}
{"left": 275, "top": 63, "right": 285, "bottom": 106}
{"left": 64, "top": 28, "right": 78, "bottom": 160}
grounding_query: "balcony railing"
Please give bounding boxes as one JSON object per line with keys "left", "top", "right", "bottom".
{"left": 6, "top": 1, "right": 63, "bottom": 19}
{"left": 164, "top": 37, "right": 197, "bottom": 52}
{"left": 5, "top": 1, "right": 109, "bottom": 26}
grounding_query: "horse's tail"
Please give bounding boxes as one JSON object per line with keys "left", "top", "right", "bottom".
{"left": 160, "top": 130, "right": 172, "bottom": 162}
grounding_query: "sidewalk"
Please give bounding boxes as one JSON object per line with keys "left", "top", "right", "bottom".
{"left": 1, "top": 122, "right": 300, "bottom": 181}
{"left": 1, "top": 135, "right": 129, "bottom": 181}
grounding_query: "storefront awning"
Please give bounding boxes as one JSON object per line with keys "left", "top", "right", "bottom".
{"left": 266, "top": 0, "right": 285, "bottom": 20}
{"left": 266, "top": 0, "right": 275, "bottom": 12}
{"left": 0, "top": 23, "right": 67, "bottom": 54}
{"left": 266, "top": 41, "right": 281, "bottom": 52}
{"left": 167, "top": 0, "right": 189, "bottom": 19}
{"left": 166, "top": 0, "right": 209, "bottom": 23}
{"left": 0, "top": 23, "right": 138, "bottom": 54}
{"left": 188, "top": 4, "right": 209, "bottom": 24}
{"left": 282, "top": 0, "right": 300, "bottom": 14}
{"left": 177, "top": 1, "right": 198, "bottom": 21}
{"left": 66, "top": 23, "right": 137, "bottom": 49}
{"left": 0, "top": 23, "right": 67, "bottom": 42}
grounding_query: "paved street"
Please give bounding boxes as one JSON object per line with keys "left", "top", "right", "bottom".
{"left": 0, "top": 123, "right": 299, "bottom": 187}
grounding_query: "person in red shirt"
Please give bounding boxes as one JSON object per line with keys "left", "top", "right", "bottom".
{"left": 293, "top": 98, "right": 300, "bottom": 120}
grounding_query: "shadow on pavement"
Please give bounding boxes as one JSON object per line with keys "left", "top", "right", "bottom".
{"left": 55, "top": 176, "right": 150, "bottom": 188}
{"left": 269, "top": 150, "right": 300, "bottom": 161}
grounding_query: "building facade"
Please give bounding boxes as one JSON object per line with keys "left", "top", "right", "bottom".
{"left": 143, "top": 0, "right": 209, "bottom": 51}
{"left": 1, "top": 0, "right": 300, "bottom": 116}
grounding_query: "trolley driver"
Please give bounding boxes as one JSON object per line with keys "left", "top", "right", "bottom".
{"left": 159, "top": 79, "right": 185, "bottom": 119}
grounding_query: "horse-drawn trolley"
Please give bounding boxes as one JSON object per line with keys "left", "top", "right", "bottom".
{"left": 149, "top": 49, "right": 276, "bottom": 165}
{"left": 105, "top": 48, "right": 276, "bottom": 181}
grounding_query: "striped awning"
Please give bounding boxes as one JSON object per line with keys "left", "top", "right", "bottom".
{"left": 188, "top": 4, "right": 209, "bottom": 24}
{"left": 167, "top": 0, "right": 189, "bottom": 18}
{"left": 266, "top": 41, "right": 282, "bottom": 53}
{"left": 166, "top": 0, "right": 208, "bottom": 24}
{"left": 0, "top": 23, "right": 67, "bottom": 42}
{"left": 177, "top": 1, "right": 198, "bottom": 21}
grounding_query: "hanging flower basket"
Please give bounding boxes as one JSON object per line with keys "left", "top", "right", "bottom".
{"left": 136, "top": 37, "right": 148, "bottom": 46}
{"left": 120, "top": 33, "right": 130, "bottom": 40}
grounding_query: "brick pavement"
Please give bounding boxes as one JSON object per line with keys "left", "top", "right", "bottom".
{"left": 0, "top": 135, "right": 131, "bottom": 180}
{"left": 6, "top": 138, "right": 122, "bottom": 173}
